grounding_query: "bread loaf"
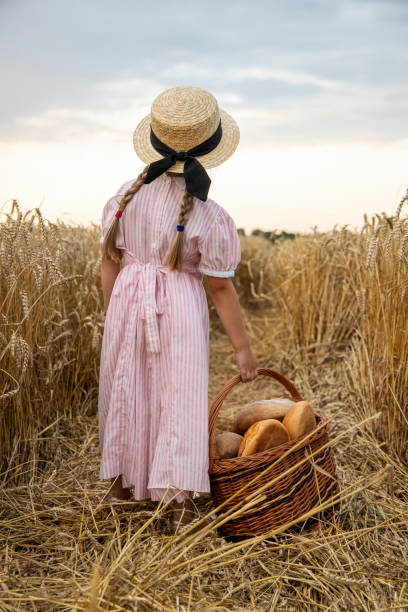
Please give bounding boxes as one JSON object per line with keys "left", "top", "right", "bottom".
{"left": 238, "top": 418, "right": 290, "bottom": 457}
{"left": 233, "top": 398, "right": 295, "bottom": 434}
{"left": 282, "top": 401, "right": 316, "bottom": 440}
{"left": 216, "top": 432, "right": 243, "bottom": 459}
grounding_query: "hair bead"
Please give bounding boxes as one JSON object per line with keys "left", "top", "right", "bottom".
{"left": 115, "top": 210, "right": 122, "bottom": 218}
{"left": 177, "top": 225, "right": 185, "bottom": 232}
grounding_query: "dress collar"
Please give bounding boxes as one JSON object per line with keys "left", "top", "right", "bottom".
{"left": 162, "top": 173, "right": 186, "bottom": 192}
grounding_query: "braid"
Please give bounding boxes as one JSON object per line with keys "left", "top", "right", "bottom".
{"left": 167, "top": 189, "right": 195, "bottom": 271}
{"left": 101, "top": 165, "right": 149, "bottom": 263}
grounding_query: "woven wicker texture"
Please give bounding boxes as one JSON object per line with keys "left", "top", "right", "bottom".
{"left": 133, "top": 86, "right": 240, "bottom": 173}
{"left": 209, "top": 368, "right": 339, "bottom": 538}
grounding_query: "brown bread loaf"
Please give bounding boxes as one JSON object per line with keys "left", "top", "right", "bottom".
{"left": 216, "top": 432, "right": 244, "bottom": 459}
{"left": 282, "top": 401, "right": 316, "bottom": 440}
{"left": 238, "top": 419, "right": 290, "bottom": 457}
{"left": 233, "top": 398, "right": 295, "bottom": 434}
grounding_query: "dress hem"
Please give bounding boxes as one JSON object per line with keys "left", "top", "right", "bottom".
{"left": 99, "top": 474, "right": 211, "bottom": 504}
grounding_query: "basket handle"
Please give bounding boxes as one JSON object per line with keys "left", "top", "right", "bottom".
{"left": 209, "top": 368, "right": 303, "bottom": 472}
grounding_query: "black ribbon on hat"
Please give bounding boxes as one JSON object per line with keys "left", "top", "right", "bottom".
{"left": 143, "top": 119, "right": 222, "bottom": 202}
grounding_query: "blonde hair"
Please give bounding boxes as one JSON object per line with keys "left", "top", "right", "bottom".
{"left": 101, "top": 166, "right": 195, "bottom": 271}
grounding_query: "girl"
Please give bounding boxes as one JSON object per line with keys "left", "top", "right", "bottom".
{"left": 98, "top": 86, "right": 257, "bottom": 529}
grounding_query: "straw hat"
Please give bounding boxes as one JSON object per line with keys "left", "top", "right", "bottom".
{"left": 133, "top": 86, "right": 240, "bottom": 174}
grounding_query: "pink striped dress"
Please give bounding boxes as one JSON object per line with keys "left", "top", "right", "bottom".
{"left": 98, "top": 171, "right": 241, "bottom": 503}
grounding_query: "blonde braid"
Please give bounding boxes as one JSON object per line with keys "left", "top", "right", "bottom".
{"left": 167, "top": 189, "right": 195, "bottom": 271}
{"left": 101, "top": 165, "right": 149, "bottom": 263}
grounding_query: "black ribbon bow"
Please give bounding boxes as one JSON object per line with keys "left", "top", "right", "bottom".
{"left": 143, "top": 119, "right": 222, "bottom": 202}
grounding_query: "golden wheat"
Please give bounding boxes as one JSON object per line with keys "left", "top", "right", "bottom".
{"left": 0, "top": 192, "right": 407, "bottom": 610}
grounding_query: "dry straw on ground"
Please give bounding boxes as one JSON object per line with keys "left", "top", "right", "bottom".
{"left": 0, "top": 193, "right": 407, "bottom": 610}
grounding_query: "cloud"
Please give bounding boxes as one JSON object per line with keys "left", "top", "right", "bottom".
{"left": 228, "top": 67, "right": 340, "bottom": 90}
{"left": 1, "top": 0, "right": 407, "bottom": 145}
{"left": 10, "top": 73, "right": 408, "bottom": 147}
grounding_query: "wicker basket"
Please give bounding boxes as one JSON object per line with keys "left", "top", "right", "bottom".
{"left": 209, "top": 368, "right": 339, "bottom": 538}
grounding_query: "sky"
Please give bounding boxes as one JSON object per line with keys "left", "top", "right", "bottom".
{"left": 1, "top": 0, "right": 407, "bottom": 234}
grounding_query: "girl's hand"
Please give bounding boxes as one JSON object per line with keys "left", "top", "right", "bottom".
{"left": 234, "top": 346, "right": 258, "bottom": 382}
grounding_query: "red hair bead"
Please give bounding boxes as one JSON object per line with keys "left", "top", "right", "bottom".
{"left": 115, "top": 210, "right": 122, "bottom": 218}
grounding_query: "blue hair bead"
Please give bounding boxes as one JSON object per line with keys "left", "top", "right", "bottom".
{"left": 177, "top": 225, "right": 185, "bottom": 232}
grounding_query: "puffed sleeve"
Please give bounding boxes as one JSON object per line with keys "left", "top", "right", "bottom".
{"left": 99, "top": 182, "right": 128, "bottom": 249}
{"left": 198, "top": 207, "right": 241, "bottom": 277}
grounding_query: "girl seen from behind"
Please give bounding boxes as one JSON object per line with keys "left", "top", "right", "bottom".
{"left": 99, "top": 85, "right": 257, "bottom": 532}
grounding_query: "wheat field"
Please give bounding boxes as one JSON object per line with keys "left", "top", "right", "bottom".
{"left": 0, "top": 192, "right": 407, "bottom": 611}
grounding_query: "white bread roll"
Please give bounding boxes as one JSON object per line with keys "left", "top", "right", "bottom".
{"left": 233, "top": 397, "right": 296, "bottom": 434}
{"left": 238, "top": 418, "right": 290, "bottom": 457}
{"left": 216, "top": 432, "right": 244, "bottom": 459}
{"left": 282, "top": 401, "right": 316, "bottom": 440}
